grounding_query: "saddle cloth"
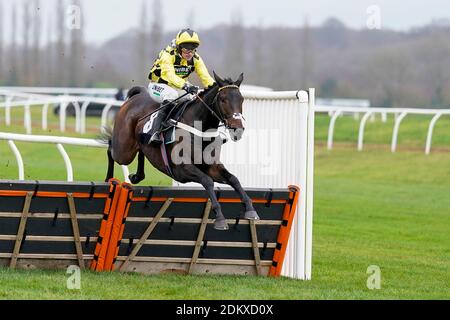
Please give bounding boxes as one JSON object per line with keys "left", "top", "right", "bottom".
{"left": 140, "top": 99, "right": 192, "bottom": 145}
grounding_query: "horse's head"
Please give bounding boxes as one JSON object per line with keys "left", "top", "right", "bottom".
{"left": 213, "top": 72, "right": 245, "bottom": 141}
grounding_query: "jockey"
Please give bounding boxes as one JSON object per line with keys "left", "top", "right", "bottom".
{"left": 147, "top": 28, "right": 215, "bottom": 144}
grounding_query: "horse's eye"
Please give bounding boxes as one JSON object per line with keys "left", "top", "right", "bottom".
{"left": 220, "top": 97, "right": 227, "bottom": 103}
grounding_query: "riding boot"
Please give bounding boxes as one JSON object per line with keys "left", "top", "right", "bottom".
{"left": 149, "top": 101, "right": 173, "bottom": 145}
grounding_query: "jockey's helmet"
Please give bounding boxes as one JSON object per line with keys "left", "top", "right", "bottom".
{"left": 175, "top": 28, "right": 200, "bottom": 50}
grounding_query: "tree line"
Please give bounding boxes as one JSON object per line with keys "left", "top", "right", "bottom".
{"left": 1, "top": 1, "right": 450, "bottom": 108}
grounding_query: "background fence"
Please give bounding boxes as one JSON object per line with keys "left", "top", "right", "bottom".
{"left": 2, "top": 87, "right": 448, "bottom": 154}
{"left": 314, "top": 106, "right": 450, "bottom": 154}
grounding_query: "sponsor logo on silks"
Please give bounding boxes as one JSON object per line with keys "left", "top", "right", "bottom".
{"left": 153, "top": 91, "right": 161, "bottom": 96}
{"left": 174, "top": 66, "right": 191, "bottom": 76}
{"left": 152, "top": 85, "right": 164, "bottom": 93}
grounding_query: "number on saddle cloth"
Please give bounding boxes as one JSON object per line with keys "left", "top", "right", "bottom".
{"left": 140, "top": 101, "right": 182, "bottom": 145}
{"left": 143, "top": 112, "right": 159, "bottom": 134}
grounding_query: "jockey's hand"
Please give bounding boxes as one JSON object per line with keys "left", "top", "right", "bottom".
{"left": 183, "top": 83, "right": 199, "bottom": 95}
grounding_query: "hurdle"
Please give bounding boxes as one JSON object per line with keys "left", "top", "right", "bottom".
{"left": 0, "top": 180, "right": 113, "bottom": 269}
{"left": 0, "top": 179, "right": 299, "bottom": 276}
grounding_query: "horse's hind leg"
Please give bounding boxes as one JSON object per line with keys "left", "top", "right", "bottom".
{"left": 207, "top": 164, "right": 259, "bottom": 220}
{"left": 128, "top": 150, "right": 145, "bottom": 184}
{"left": 105, "top": 146, "right": 115, "bottom": 182}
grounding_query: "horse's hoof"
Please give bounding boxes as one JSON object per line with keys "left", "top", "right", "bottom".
{"left": 214, "top": 219, "right": 229, "bottom": 231}
{"left": 244, "top": 211, "right": 260, "bottom": 220}
{"left": 128, "top": 174, "right": 144, "bottom": 184}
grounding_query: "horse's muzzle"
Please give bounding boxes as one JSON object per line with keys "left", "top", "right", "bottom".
{"left": 225, "top": 113, "right": 245, "bottom": 141}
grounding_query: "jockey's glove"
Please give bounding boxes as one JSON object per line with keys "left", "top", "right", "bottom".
{"left": 183, "top": 83, "right": 199, "bottom": 95}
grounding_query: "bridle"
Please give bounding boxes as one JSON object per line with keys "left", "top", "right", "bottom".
{"left": 196, "top": 84, "right": 244, "bottom": 128}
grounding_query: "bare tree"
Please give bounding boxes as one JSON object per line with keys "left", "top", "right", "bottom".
{"left": 223, "top": 9, "right": 245, "bottom": 78}
{"left": 149, "top": 0, "right": 163, "bottom": 60}
{"left": 268, "top": 30, "right": 291, "bottom": 90}
{"left": 8, "top": 5, "right": 18, "bottom": 85}
{"left": 55, "top": 0, "right": 66, "bottom": 85}
{"left": 250, "top": 25, "right": 263, "bottom": 85}
{"left": 45, "top": 12, "right": 54, "bottom": 86}
{"left": 0, "top": 1, "right": 3, "bottom": 81}
{"left": 300, "top": 17, "right": 314, "bottom": 89}
{"left": 22, "top": 0, "right": 33, "bottom": 85}
{"left": 416, "top": 32, "right": 450, "bottom": 107}
{"left": 186, "top": 8, "right": 195, "bottom": 30}
{"left": 136, "top": 0, "right": 149, "bottom": 83}
{"left": 368, "top": 47, "right": 412, "bottom": 107}
{"left": 32, "top": 0, "right": 41, "bottom": 85}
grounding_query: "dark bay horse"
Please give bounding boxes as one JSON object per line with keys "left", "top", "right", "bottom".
{"left": 105, "top": 72, "right": 259, "bottom": 230}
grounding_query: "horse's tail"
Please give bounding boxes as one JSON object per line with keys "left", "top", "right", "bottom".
{"left": 97, "top": 126, "right": 113, "bottom": 147}
{"left": 126, "top": 86, "right": 148, "bottom": 100}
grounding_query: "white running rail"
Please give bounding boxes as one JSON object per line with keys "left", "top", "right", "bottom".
{"left": 0, "top": 132, "right": 130, "bottom": 183}
{"left": 316, "top": 106, "right": 450, "bottom": 154}
{"left": 0, "top": 90, "right": 123, "bottom": 134}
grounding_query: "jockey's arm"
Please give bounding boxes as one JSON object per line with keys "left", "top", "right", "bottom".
{"left": 159, "top": 51, "right": 186, "bottom": 89}
{"left": 194, "top": 55, "right": 215, "bottom": 88}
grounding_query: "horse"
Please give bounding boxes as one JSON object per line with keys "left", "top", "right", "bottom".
{"left": 104, "top": 72, "right": 259, "bottom": 230}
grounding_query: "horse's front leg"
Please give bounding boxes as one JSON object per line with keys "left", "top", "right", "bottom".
{"left": 172, "top": 164, "right": 229, "bottom": 230}
{"left": 128, "top": 150, "right": 146, "bottom": 184}
{"left": 207, "top": 164, "right": 260, "bottom": 220}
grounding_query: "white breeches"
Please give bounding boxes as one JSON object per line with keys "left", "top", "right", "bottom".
{"left": 148, "top": 82, "right": 192, "bottom": 104}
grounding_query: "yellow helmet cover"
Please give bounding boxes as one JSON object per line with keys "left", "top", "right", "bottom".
{"left": 175, "top": 28, "right": 201, "bottom": 47}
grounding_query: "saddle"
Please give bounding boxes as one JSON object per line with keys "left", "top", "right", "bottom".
{"left": 160, "top": 99, "right": 194, "bottom": 144}
{"left": 162, "top": 100, "right": 194, "bottom": 131}
{"left": 139, "top": 98, "right": 227, "bottom": 145}
{"left": 139, "top": 99, "right": 193, "bottom": 145}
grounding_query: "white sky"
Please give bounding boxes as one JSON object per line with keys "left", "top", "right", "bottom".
{"left": 1, "top": 0, "right": 450, "bottom": 45}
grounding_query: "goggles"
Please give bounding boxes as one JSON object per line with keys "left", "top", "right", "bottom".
{"left": 180, "top": 42, "right": 198, "bottom": 53}
{"left": 181, "top": 47, "right": 196, "bottom": 54}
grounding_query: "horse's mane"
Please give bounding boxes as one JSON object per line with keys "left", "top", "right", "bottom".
{"left": 199, "top": 77, "right": 236, "bottom": 101}
{"left": 220, "top": 77, "right": 235, "bottom": 84}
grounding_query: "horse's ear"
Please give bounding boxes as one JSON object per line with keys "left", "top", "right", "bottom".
{"left": 213, "top": 71, "right": 225, "bottom": 87}
{"left": 235, "top": 73, "right": 244, "bottom": 87}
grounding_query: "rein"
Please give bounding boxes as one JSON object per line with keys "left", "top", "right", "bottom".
{"left": 137, "top": 92, "right": 190, "bottom": 123}
{"left": 196, "top": 84, "right": 240, "bottom": 127}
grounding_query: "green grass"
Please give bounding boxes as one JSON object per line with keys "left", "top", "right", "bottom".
{"left": 0, "top": 110, "right": 449, "bottom": 299}
{"left": 0, "top": 148, "right": 449, "bottom": 299}
{"left": 0, "top": 141, "right": 171, "bottom": 185}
